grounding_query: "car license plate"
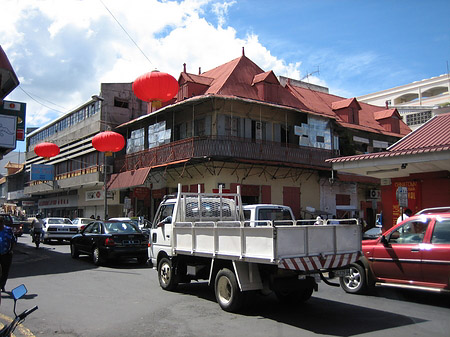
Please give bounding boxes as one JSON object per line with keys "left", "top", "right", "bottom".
{"left": 58, "top": 228, "right": 69, "bottom": 232}
{"left": 332, "top": 269, "right": 350, "bottom": 277}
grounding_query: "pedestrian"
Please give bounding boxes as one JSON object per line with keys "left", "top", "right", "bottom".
{"left": 96, "top": 215, "right": 101, "bottom": 220}
{"left": 396, "top": 208, "right": 412, "bottom": 224}
{"left": 90, "top": 215, "right": 95, "bottom": 219}
{"left": 0, "top": 216, "right": 16, "bottom": 292}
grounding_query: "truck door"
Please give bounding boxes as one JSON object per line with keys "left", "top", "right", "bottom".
{"left": 150, "top": 203, "right": 175, "bottom": 259}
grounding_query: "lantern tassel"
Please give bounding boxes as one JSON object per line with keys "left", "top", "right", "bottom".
{"left": 151, "top": 100, "right": 162, "bottom": 108}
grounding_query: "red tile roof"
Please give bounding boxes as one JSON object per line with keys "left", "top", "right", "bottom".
{"left": 174, "top": 54, "right": 410, "bottom": 138}
{"left": 374, "top": 108, "right": 400, "bottom": 120}
{"left": 331, "top": 97, "right": 360, "bottom": 110}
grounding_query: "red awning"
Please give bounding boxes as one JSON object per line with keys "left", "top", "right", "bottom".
{"left": 107, "top": 167, "right": 151, "bottom": 190}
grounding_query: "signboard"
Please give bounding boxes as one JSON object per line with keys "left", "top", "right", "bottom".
{"left": 30, "top": 164, "right": 55, "bottom": 181}
{"left": 0, "top": 115, "right": 17, "bottom": 148}
{"left": 38, "top": 195, "right": 78, "bottom": 209}
{"left": 1, "top": 100, "right": 26, "bottom": 141}
{"left": 396, "top": 186, "right": 408, "bottom": 207}
{"left": 392, "top": 181, "right": 421, "bottom": 221}
{"left": 22, "top": 201, "right": 36, "bottom": 207}
{"left": 124, "top": 197, "right": 131, "bottom": 210}
{"left": 86, "top": 190, "right": 104, "bottom": 201}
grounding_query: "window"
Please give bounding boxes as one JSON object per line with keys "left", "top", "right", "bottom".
{"left": 431, "top": 219, "right": 450, "bottom": 244}
{"left": 127, "top": 128, "right": 145, "bottom": 154}
{"left": 389, "top": 218, "right": 431, "bottom": 244}
{"left": 406, "top": 111, "right": 432, "bottom": 126}
{"left": 114, "top": 97, "right": 129, "bottom": 108}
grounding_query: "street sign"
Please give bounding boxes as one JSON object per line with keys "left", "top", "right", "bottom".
{"left": 1, "top": 100, "right": 26, "bottom": 141}
{"left": 396, "top": 186, "right": 408, "bottom": 208}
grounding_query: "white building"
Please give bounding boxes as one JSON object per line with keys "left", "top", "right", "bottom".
{"left": 358, "top": 74, "right": 450, "bottom": 130}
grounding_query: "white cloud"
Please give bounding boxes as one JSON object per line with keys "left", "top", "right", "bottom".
{"left": 0, "top": 0, "right": 337, "bottom": 134}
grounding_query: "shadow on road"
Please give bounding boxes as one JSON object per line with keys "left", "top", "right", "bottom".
{"left": 9, "top": 238, "right": 150, "bottom": 280}
{"left": 175, "top": 282, "right": 428, "bottom": 337}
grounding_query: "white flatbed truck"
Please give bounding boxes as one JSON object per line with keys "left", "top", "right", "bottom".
{"left": 149, "top": 184, "right": 362, "bottom": 312}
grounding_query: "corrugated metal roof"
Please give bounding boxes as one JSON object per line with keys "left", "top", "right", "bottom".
{"left": 389, "top": 112, "right": 450, "bottom": 151}
{"left": 326, "top": 112, "right": 450, "bottom": 164}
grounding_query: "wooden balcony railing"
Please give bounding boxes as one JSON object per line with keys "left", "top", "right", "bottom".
{"left": 114, "top": 136, "right": 335, "bottom": 172}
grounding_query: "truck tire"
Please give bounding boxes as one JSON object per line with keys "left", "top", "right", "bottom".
{"left": 339, "top": 263, "right": 367, "bottom": 294}
{"left": 214, "top": 268, "right": 244, "bottom": 312}
{"left": 158, "top": 257, "right": 178, "bottom": 291}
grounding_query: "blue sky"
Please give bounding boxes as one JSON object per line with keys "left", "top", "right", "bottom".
{"left": 2, "top": 0, "right": 449, "bottom": 153}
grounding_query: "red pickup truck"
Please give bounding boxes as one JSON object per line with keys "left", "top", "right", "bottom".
{"left": 340, "top": 211, "right": 450, "bottom": 294}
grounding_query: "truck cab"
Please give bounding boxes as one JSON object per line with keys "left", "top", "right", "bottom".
{"left": 243, "top": 204, "right": 295, "bottom": 226}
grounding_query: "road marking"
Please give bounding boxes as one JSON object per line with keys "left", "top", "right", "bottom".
{"left": 0, "top": 313, "right": 36, "bottom": 336}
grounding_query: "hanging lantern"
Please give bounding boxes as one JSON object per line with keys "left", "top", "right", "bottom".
{"left": 132, "top": 70, "right": 179, "bottom": 108}
{"left": 92, "top": 131, "right": 125, "bottom": 156}
{"left": 34, "top": 142, "right": 60, "bottom": 159}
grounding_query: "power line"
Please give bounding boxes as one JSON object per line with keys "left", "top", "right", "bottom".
{"left": 18, "top": 86, "right": 65, "bottom": 113}
{"left": 99, "top": 0, "right": 154, "bottom": 67}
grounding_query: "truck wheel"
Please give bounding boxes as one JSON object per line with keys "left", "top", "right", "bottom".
{"left": 340, "top": 263, "right": 367, "bottom": 294}
{"left": 158, "top": 257, "right": 178, "bottom": 291}
{"left": 215, "top": 268, "right": 244, "bottom": 312}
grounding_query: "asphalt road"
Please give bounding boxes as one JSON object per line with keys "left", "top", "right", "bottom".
{"left": 1, "top": 235, "right": 449, "bottom": 337}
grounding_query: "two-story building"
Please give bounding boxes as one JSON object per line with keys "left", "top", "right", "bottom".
{"left": 109, "top": 52, "right": 410, "bottom": 225}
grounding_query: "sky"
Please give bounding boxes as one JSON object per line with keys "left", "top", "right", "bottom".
{"left": 2, "top": 0, "right": 449, "bottom": 153}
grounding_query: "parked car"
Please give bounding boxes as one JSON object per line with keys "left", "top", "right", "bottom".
{"left": 41, "top": 217, "right": 78, "bottom": 243}
{"left": 340, "top": 212, "right": 450, "bottom": 294}
{"left": 11, "top": 216, "right": 24, "bottom": 237}
{"left": 71, "top": 218, "right": 94, "bottom": 231}
{"left": 70, "top": 220, "right": 148, "bottom": 266}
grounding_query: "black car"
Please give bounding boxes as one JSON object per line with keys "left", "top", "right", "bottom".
{"left": 70, "top": 220, "right": 148, "bottom": 266}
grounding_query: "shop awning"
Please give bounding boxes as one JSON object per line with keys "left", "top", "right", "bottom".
{"left": 107, "top": 167, "right": 151, "bottom": 190}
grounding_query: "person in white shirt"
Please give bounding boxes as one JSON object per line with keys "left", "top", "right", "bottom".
{"left": 396, "top": 209, "right": 412, "bottom": 224}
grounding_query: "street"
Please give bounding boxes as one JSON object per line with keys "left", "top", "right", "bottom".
{"left": 1, "top": 235, "right": 449, "bottom": 337}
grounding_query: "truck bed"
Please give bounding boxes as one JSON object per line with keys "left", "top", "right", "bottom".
{"left": 173, "top": 221, "right": 362, "bottom": 272}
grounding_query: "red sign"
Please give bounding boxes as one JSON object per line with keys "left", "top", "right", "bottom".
{"left": 392, "top": 180, "right": 421, "bottom": 220}
{"left": 133, "top": 187, "right": 150, "bottom": 199}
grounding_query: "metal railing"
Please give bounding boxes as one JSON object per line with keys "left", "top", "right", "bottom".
{"left": 115, "top": 136, "right": 335, "bottom": 172}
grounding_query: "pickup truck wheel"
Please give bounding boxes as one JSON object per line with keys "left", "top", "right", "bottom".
{"left": 339, "top": 263, "right": 367, "bottom": 294}
{"left": 158, "top": 257, "right": 178, "bottom": 291}
{"left": 215, "top": 268, "right": 244, "bottom": 312}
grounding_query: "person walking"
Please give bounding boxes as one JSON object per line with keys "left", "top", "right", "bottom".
{"left": 0, "top": 216, "right": 16, "bottom": 292}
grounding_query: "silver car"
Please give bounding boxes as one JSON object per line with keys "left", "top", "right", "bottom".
{"left": 42, "top": 217, "right": 79, "bottom": 243}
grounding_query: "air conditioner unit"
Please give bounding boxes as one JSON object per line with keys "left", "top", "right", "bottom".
{"left": 369, "top": 189, "right": 381, "bottom": 199}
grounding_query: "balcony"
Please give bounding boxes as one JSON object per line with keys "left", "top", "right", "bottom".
{"left": 115, "top": 136, "right": 335, "bottom": 172}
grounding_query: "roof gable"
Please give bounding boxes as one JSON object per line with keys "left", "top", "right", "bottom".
{"left": 374, "top": 108, "right": 401, "bottom": 120}
{"left": 389, "top": 112, "right": 450, "bottom": 152}
{"left": 331, "top": 98, "right": 361, "bottom": 111}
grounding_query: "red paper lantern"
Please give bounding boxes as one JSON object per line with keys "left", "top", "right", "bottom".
{"left": 92, "top": 131, "right": 125, "bottom": 156}
{"left": 34, "top": 142, "right": 60, "bottom": 159}
{"left": 132, "top": 70, "right": 179, "bottom": 108}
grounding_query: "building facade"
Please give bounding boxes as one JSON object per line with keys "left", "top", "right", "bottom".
{"left": 358, "top": 74, "right": 450, "bottom": 130}
{"left": 23, "top": 83, "right": 148, "bottom": 218}
{"left": 108, "top": 53, "right": 409, "bottom": 226}
{"left": 21, "top": 53, "right": 410, "bottom": 225}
